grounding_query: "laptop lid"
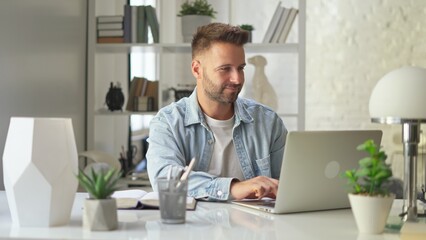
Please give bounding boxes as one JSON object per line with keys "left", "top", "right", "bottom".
{"left": 233, "top": 130, "right": 383, "bottom": 214}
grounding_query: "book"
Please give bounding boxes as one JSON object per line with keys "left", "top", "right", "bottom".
{"left": 131, "top": 6, "right": 137, "bottom": 43}
{"left": 135, "top": 96, "right": 154, "bottom": 112}
{"left": 145, "top": 5, "right": 160, "bottom": 43}
{"left": 262, "top": 1, "right": 283, "bottom": 43}
{"left": 143, "top": 80, "right": 159, "bottom": 111}
{"left": 400, "top": 221, "right": 426, "bottom": 240}
{"left": 97, "top": 15, "right": 124, "bottom": 23}
{"left": 125, "top": 77, "right": 147, "bottom": 111}
{"left": 97, "top": 30, "right": 124, "bottom": 37}
{"left": 277, "top": 8, "right": 299, "bottom": 43}
{"left": 137, "top": 5, "right": 148, "bottom": 43}
{"left": 112, "top": 189, "right": 197, "bottom": 210}
{"left": 123, "top": 5, "right": 132, "bottom": 43}
{"left": 97, "top": 37, "right": 124, "bottom": 44}
{"left": 97, "top": 23, "right": 123, "bottom": 30}
{"left": 271, "top": 7, "right": 290, "bottom": 43}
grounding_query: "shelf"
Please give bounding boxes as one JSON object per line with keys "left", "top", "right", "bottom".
{"left": 87, "top": 0, "right": 306, "bottom": 159}
{"left": 96, "top": 43, "right": 300, "bottom": 54}
{"left": 95, "top": 109, "right": 157, "bottom": 116}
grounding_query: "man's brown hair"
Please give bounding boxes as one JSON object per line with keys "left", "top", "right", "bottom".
{"left": 191, "top": 23, "right": 249, "bottom": 59}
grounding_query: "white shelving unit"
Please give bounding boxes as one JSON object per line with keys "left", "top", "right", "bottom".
{"left": 86, "top": 0, "right": 305, "bottom": 165}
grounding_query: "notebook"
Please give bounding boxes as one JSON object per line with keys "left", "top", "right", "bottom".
{"left": 232, "top": 130, "right": 383, "bottom": 214}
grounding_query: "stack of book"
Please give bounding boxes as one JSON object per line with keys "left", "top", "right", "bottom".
{"left": 97, "top": 15, "right": 124, "bottom": 43}
{"left": 124, "top": 4, "right": 159, "bottom": 43}
{"left": 263, "top": 1, "right": 299, "bottom": 43}
{"left": 126, "top": 77, "right": 159, "bottom": 112}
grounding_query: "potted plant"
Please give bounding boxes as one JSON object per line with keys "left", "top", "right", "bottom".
{"left": 77, "top": 166, "right": 122, "bottom": 231}
{"left": 343, "top": 139, "right": 395, "bottom": 234}
{"left": 239, "top": 24, "right": 254, "bottom": 42}
{"left": 177, "top": 0, "right": 217, "bottom": 42}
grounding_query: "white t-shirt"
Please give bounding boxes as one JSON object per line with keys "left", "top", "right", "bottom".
{"left": 204, "top": 114, "right": 244, "bottom": 181}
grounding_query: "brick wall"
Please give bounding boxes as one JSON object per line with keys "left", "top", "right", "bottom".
{"left": 305, "top": 0, "right": 426, "bottom": 180}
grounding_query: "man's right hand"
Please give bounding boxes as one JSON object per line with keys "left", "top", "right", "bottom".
{"left": 230, "top": 176, "right": 279, "bottom": 200}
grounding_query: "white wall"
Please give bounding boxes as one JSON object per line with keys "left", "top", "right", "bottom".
{"left": 305, "top": 0, "right": 426, "bottom": 180}
{"left": 0, "top": 0, "right": 87, "bottom": 189}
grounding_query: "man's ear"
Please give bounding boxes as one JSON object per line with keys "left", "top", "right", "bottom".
{"left": 191, "top": 60, "right": 201, "bottom": 78}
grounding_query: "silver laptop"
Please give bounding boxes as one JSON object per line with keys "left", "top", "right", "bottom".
{"left": 232, "top": 130, "right": 383, "bottom": 214}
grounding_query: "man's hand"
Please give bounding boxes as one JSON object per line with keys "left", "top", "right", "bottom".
{"left": 230, "top": 176, "right": 279, "bottom": 200}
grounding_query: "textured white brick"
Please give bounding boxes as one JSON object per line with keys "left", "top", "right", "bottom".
{"left": 306, "top": 0, "right": 426, "bottom": 179}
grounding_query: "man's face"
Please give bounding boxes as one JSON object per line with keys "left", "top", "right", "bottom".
{"left": 194, "top": 42, "right": 246, "bottom": 104}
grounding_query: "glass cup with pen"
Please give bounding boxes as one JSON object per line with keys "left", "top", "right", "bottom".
{"left": 157, "top": 158, "right": 195, "bottom": 224}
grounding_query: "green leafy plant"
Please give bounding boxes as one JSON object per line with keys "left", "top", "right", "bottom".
{"left": 177, "top": 0, "right": 217, "bottom": 18}
{"left": 76, "top": 167, "right": 122, "bottom": 199}
{"left": 343, "top": 139, "right": 393, "bottom": 196}
{"left": 239, "top": 24, "right": 254, "bottom": 31}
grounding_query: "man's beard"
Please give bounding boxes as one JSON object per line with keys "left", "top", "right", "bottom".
{"left": 202, "top": 72, "right": 242, "bottom": 104}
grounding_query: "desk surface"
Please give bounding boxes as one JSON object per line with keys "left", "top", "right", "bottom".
{"left": 0, "top": 191, "right": 404, "bottom": 240}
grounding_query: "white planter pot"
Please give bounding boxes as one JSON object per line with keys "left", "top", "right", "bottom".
{"left": 3, "top": 117, "right": 78, "bottom": 227}
{"left": 181, "top": 15, "right": 212, "bottom": 42}
{"left": 349, "top": 193, "right": 395, "bottom": 234}
{"left": 83, "top": 198, "right": 118, "bottom": 231}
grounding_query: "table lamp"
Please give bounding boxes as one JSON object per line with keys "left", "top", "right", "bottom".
{"left": 369, "top": 66, "right": 426, "bottom": 221}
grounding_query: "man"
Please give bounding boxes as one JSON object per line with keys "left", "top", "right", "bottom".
{"left": 147, "top": 23, "right": 287, "bottom": 201}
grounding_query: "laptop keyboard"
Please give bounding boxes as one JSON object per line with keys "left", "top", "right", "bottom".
{"left": 248, "top": 200, "right": 276, "bottom": 207}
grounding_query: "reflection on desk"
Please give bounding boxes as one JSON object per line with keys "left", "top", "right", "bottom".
{"left": 0, "top": 191, "right": 403, "bottom": 240}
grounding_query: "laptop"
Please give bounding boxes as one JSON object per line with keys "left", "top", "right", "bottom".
{"left": 232, "top": 130, "right": 382, "bottom": 214}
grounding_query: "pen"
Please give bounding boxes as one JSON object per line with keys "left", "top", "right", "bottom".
{"left": 180, "top": 157, "right": 195, "bottom": 181}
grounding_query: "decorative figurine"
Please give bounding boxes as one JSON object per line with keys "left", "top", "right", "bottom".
{"left": 248, "top": 55, "right": 278, "bottom": 111}
{"left": 105, "top": 82, "right": 124, "bottom": 111}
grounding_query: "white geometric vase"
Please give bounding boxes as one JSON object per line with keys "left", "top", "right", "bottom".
{"left": 3, "top": 117, "right": 78, "bottom": 227}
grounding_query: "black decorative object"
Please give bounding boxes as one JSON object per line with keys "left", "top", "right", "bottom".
{"left": 105, "top": 82, "right": 124, "bottom": 111}
{"left": 169, "top": 87, "right": 193, "bottom": 101}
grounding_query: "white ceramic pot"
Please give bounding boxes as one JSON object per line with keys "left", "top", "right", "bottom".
{"left": 181, "top": 15, "right": 211, "bottom": 42}
{"left": 83, "top": 198, "right": 118, "bottom": 231}
{"left": 3, "top": 117, "right": 78, "bottom": 227}
{"left": 349, "top": 193, "right": 395, "bottom": 234}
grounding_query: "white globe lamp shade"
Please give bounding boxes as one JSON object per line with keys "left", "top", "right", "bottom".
{"left": 369, "top": 66, "right": 426, "bottom": 123}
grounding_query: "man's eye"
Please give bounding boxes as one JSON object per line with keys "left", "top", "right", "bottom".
{"left": 219, "top": 67, "right": 230, "bottom": 72}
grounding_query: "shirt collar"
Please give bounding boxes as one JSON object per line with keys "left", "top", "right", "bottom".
{"left": 184, "top": 87, "right": 254, "bottom": 127}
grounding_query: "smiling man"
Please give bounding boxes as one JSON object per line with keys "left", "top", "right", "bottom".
{"left": 147, "top": 23, "right": 287, "bottom": 201}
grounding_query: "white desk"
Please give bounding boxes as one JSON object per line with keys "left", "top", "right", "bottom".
{"left": 0, "top": 191, "right": 403, "bottom": 240}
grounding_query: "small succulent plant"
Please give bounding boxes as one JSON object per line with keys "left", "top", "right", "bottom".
{"left": 76, "top": 167, "right": 122, "bottom": 199}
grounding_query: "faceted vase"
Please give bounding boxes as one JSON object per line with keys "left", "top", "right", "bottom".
{"left": 2, "top": 117, "right": 78, "bottom": 227}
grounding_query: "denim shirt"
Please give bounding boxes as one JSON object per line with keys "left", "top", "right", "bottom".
{"left": 146, "top": 90, "right": 287, "bottom": 201}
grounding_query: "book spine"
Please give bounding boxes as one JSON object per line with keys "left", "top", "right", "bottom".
{"left": 131, "top": 6, "right": 137, "bottom": 43}
{"left": 145, "top": 5, "right": 160, "bottom": 43}
{"left": 123, "top": 5, "right": 132, "bottom": 43}
{"left": 262, "top": 1, "right": 282, "bottom": 43}
{"left": 97, "top": 37, "right": 125, "bottom": 44}
{"left": 278, "top": 8, "right": 299, "bottom": 43}
{"left": 97, "top": 15, "right": 124, "bottom": 23}
{"left": 97, "top": 23, "right": 123, "bottom": 30}
{"left": 97, "top": 30, "right": 124, "bottom": 37}
{"left": 271, "top": 7, "right": 289, "bottom": 43}
{"left": 137, "top": 6, "right": 148, "bottom": 43}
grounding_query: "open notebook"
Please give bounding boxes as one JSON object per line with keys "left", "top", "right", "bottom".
{"left": 112, "top": 189, "right": 197, "bottom": 210}
{"left": 232, "top": 130, "right": 382, "bottom": 214}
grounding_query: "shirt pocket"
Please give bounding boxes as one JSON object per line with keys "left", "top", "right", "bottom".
{"left": 255, "top": 155, "right": 272, "bottom": 177}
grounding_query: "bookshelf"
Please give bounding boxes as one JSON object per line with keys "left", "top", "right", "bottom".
{"left": 86, "top": 0, "right": 305, "bottom": 177}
